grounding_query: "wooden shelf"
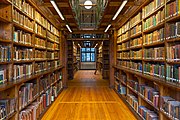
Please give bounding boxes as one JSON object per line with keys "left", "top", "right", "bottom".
{"left": 143, "top": 41, "right": 165, "bottom": 48}
{"left": 166, "top": 61, "right": 180, "bottom": 64}
{"left": 13, "top": 22, "right": 34, "bottom": 34}
{"left": 0, "top": 16, "right": 11, "bottom": 23}
{"left": 119, "top": 38, "right": 131, "bottom": 44}
{"left": 166, "top": 37, "right": 180, "bottom": 43}
{"left": 143, "top": 22, "right": 164, "bottom": 33}
{"left": 13, "top": 42, "right": 34, "bottom": 48}
{"left": 143, "top": 59, "right": 165, "bottom": 62}
{"left": 113, "top": 65, "right": 180, "bottom": 91}
{"left": 0, "top": 61, "right": 12, "bottom": 64}
{"left": 6, "top": 111, "right": 17, "bottom": 120}
{"left": 35, "top": 33, "right": 46, "bottom": 39}
{"left": 130, "top": 32, "right": 142, "bottom": 39}
{"left": 130, "top": 20, "right": 142, "bottom": 29}
{"left": 14, "top": 60, "right": 34, "bottom": 64}
{"left": 0, "top": 39, "right": 12, "bottom": 43}
{"left": 35, "top": 59, "right": 47, "bottom": 62}
{"left": 166, "top": 14, "right": 180, "bottom": 23}
{"left": 138, "top": 93, "right": 159, "bottom": 111}
{"left": 34, "top": 46, "right": 47, "bottom": 50}
{"left": 127, "top": 85, "right": 138, "bottom": 94}
{"left": 130, "top": 45, "right": 142, "bottom": 50}
{"left": 114, "top": 76, "right": 126, "bottom": 86}
{"left": 130, "top": 58, "right": 142, "bottom": 61}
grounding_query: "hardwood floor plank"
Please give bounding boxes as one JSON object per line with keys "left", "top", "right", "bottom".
{"left": 41, "top": 70, "right": 137, "bottom": 120}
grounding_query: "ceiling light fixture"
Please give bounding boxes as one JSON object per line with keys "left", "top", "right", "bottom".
{"left": 66, "top": 25, "right": 72, "bottom": 33}
{"left": 112, "top": 0, "right": 128, "bottom": 20}
{"left": 84, "top": 0, "right": 92, "bottom": 9}
{"left": 50, "top": 0, "right": 65, "bottom": 20}
{"left": 104, "top": 24, "right": 111, "bottom": 32}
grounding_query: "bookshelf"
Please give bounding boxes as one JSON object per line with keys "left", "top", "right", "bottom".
{"left": 96, "top": 41, "right": 109, "bottom": 79}
{"left": 73, "top": 43, "right": 79, "bottom": 73}
{"left": 67, "top": 41, "right": 74, "bottom": 80}
{"left": 0, "top": 0, "right": 64, "bottom": 119}
{"left": 114, "top": 0, "right": 180, "bottom": 120}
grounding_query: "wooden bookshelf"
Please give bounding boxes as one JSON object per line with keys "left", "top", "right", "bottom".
{"left": 114, "top": 0, "right": 180, "bottom": 119}
{"left": 0, "top": 0, "right": 65, "bottom": 119}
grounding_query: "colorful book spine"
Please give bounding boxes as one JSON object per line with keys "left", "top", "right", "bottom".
{"left": 14, "top": 47, "right": 33, "bottom": 61}
{"left": 0, "top": 45, "right": 11, "bottom": 62}
{"left": 143, "top": 47, "right": 165, "bottom": 60}
{"left": 0, "top": 98, "right": 16, "bottom": 119}
{"left": 122, "top": 41, "right": 130, "bottom": 50}
{"left": 131, "top": 24, "right": 142, "bottom": 36}
{"left": 166, "top": 22, "right": 180, "bottom": 39}
{"left": 143, "top": 63, "right": 165, "bottom": 78}
{"left": 130, "top": 50, "right": 142, "bottom": 59}
{"left": 13, "top": 64, "right": 33, "bottom": 80}
{"left": 34, "top": 62, "right": 46, "bottom": 74}
{"left": 34, "top": 37, "right": 46, "bottom": 48}
{"left": 166, "top": 64, "right": 180, "bottom": 83}
{"left": 160, "top": 96, "right": 180, "bottom": 119}
{"left": 139, "top": 85, "right": 159, "bottom": 107}
{"left": 35, "top": 50, "right": 46, "bottom": 60}
{"left": 19, "top": 82, "right": 38, "bottom": 110}
{"left": 130, "top": 61, "right": 142, "bottom": 72}
{"left": 13, "top": 30, "right": 32, "bottom": 45}
{"left": 143, "top": 28, "right": 164, "bottom": 45}
{"left": 138, "top": 106, "right": 158, "bottom": 120}
{"left": 130, "top": 37, "right": 142, "bottom": 48}
{"left": 127, "top": 94, "right": 138, "bottom": 112}
{"left": 13, "top": 9, "right": 33, "bottom": 31}
{"left": 166, "top": 1, "right": 180, "bottom": 19}
{"left": 0, "top": 67, "right": 7, "bottom": 84}
{"left": 130, "top": 12, "right": 141, "bottom": 28}
{"left": 34, "top": 23, "right": 46, "bottom": 36}
{"left": 166, "top": 44, "right": 180, "bottom": 62}
{"left": 143, "top": 8, "right": 164, "bottom": 30}
{"left": 128, "top": 80, "right": 138, "bottom": 92}
{"left": 19, "top": 102, "right": 40, "bottom": 120}
{"left": 142, "top": 0, "right": 164, "bottom": 19}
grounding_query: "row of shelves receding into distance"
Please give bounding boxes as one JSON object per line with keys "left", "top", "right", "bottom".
{"left": 0, "top": 0, "right": 64, "bottom": 120}
{"left": 114, "top": 0, "right": 180, "bottom": 120}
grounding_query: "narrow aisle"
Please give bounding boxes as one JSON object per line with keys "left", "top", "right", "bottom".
{"left": 42, "top": 70, "right": 137, "bottom": 120}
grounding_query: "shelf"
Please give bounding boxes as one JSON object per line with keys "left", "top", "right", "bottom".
{"left": 113, "top": 65, "right": 180, "bottom": 91}
{"left": 14, "top": 60, "right": 34, "bottom": 64}
{"left": 0, "top": 39, "right": 12, "bottom": 43}
{"left": 143, "top": 22, "right": 164, "bottom": 33}
{"left": 121, "top": 48, "right": 130, "bottom": 52}
{"left": 119, "top": 38, "right": 131, "bottom": 44}
{"left": 166, "top": 61, "right": 180, "bottom": 64}
{"left": 35, "top": 33, "right": 46, "bottom": 39}
{"left": 138, "top": 93, "right": 159, "bottom": 111}
{"left": 0, "top": 61, "right": 12, "bottom": 64}
{"left": 34, "top": 46, "right": 46, "bottom": 50}
{"left": 114, "top": 76, "right": 126, "bottom": 86}
{"left": 143, "top": 59, "right": 165, "bottom": 62}
{"left": 160, "top": 109, "right": 174, "bottom": 120}
{"left": 47, "top": 37, "right": 59, "bottom": 44}
{"left": 130, "top": 20, "right": 142, "bottom": 29}
{"left": 130, "top": 58, "right": 142, "bottom": 61}
{"left": 130, "top": 46, "right": 142, "bottom": 50}
{"left": 35, "top": 20, "right": 47, "bottom": 29}
{"left": 0, "top": 66, "right": 64, "bottom": 92}
{"left": 127, "top": 85, "right": 138, "bottom": 94}
{"left": 13, "top": 42, "right": 33, "bottom": 48}
{"left": 130, "top": 32, "right": 142, "bottom": 39}
{"left": 143, "top": 4, "right": 165, "bottom": 20}
{"left": 143, "top": 41, "right": 165, "bottom": 48}
{"left": 1, "top": 0, "right": 12, "bottom": 4}
{"left": 6, "top": 111, "right": 17, "bottom": 120}
{"left": 13, "top": 22, "right": 34, "bottom": 34}
{"left": 0, "top": 16, "right": 11, "bottom": 23}
{"left": 166, "top": 14, "right": 180, "bottom": 23}
{"left": 35, "top": 59, "right": 47, "bottom": 62}
{"left": 166, "top": 37, "right": 180, "bottom": 43}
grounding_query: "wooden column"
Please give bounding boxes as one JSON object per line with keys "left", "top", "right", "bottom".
{"left": 60, "top": 31, "right": 68, "bottom": 88}
{"left": 109, "top": 29, "right": 117, "bottom": 88}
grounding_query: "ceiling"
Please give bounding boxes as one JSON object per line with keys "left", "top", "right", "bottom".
{"left": 37, "top": 0, "right": 143, "bottom": 34}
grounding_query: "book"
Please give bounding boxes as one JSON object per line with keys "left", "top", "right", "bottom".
{"left": 35, "top": 37, "right": 46, "bottom": 48}
{"left": 144, "top": 47, "right": 165, "bottom": 60}
{"left": 35, "top": 50, "right": 46, "bottom": 60}
{"left": 14, "top": 47, "right": 33, "bottom": 61}
{"left": 138, "top": 106, "right": 158, "bottom": 120}
{"left": 0, "top": 67, "right": 7, "bottom": 84}
{"left": 127, "top": 94, "right": 138, "bottom": 112}
{"left": 0, "top": 45, "right": 11, "bottom": 62}
{"left": 13, "top": 30, "right": 32, "bottom": 45}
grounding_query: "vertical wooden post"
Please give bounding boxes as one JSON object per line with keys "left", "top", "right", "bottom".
{"left": 109, "top": 29, "right": 117, "bottom": 88}
{"left": 60, "top": 31, "right": 68, "bottom": 88}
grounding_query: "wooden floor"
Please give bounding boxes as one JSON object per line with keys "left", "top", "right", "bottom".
{"left": 41, "top": 70, "right": 137, "bottom": 120}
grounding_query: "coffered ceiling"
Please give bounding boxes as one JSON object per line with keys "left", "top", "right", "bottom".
{"left": 38, "top": 0, "right": 143, "bottom": 33}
